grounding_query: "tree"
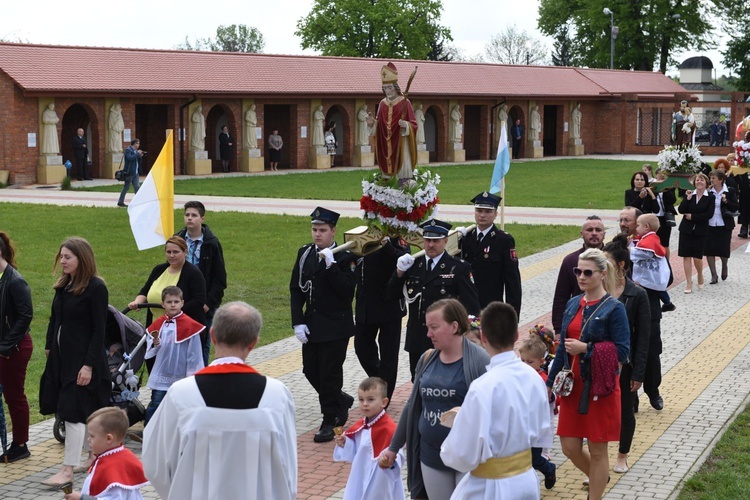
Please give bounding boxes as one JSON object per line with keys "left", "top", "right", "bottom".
{"left": 295, "top": 0, "right": 453, "bottom": 60}
{"left": 483, "top": 25, "right": 548, "bottom": 65}
{"left": 551, "top": 24, "right": 575, "bottom": 66}
{"left": 538, "top": 0, "right": 714, "bottom": 72}
{"left": 175, "top": 24, "right": 265, "bottom": 53}
{"left": 717, "top": 0, "right": 750, "bottom": 90}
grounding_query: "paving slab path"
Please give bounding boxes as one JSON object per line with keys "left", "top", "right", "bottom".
{"left": 1, "top": 181, "right": 749, "bottom": 499}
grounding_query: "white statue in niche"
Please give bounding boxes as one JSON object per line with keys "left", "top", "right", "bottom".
{"left": 356, "top": 105, "right": 370, "bottom": 146}
{"left": 530, "top": 105, "right": 541, "bottom": 141}
{"left": 312, "top": 105, "right": 325, "bottom": 147}
{"left": 449, "top": 105, "right": 462, "bottom": 143}
{"left": 415, "top": 104, "right": 426, "bottom": 145}
{"left": 41, "top": 103, "right": 60, "bottom": 155}
{"left": 244, "top": 105, "right": 258, "bottom": 149}
{"left": 108, "top": 104, "right": 125, "bottom": 153}
{"left": 190, "top": 106, "right": 206, "bottom": 151}
{"left": 571, "top": 103, "right": 582, "bottom": 140}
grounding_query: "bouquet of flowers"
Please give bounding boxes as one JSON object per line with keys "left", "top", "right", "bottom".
{"left": 656, "top": 144, "right": 703, "bottom": 174}
{"left": 733, "top": 140, "right": 750, "bottom": 168}
{"left": 360, "top": 168, "right": 440, "bottom": 235}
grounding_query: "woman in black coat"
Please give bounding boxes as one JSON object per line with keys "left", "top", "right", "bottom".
{"left": 40, "top": 237, "right": 110, "bottom": 487}
{"left": 678, "top": 173, "right": 715, "bottom": 293}
{"left": 604, "top": 235, "right": 651, "bottom": 474}
{"left": 624, "top": 171, "right": 650, "bottom": 210}
{"left": 642, "top": 168, "right": 677, "bottom": 257}
{"left": 219, "top": 125, "right": 232, "bottom": 172}
{"left": 705, "top": 169, "right": 740, "bottom": 283}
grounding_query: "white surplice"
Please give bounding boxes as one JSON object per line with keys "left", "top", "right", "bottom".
{"left": 142, "top": 359, "right": 297, "bottom": 500}
{"left": 440, "top": 351, "right": 551, "bottom": 499}
{"left": 333, "top": 418, "right": 405, "bottom": 500}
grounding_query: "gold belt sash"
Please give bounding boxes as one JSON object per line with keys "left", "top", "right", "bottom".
{"left": 470, "top": 449, "right": 532, "bottom": 479}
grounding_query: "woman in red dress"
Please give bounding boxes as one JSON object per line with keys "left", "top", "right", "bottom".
{"left": 546, "top": 249, "right": 630, "bottom": 500}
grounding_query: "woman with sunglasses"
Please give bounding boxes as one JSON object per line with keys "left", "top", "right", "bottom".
{"left": 547, "top": 249, "right": 630, "bottom": 500}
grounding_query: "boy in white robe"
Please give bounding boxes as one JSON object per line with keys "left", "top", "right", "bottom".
{"left": 143, "top": 286, "right": 204, "bottom": 425}
{"left": 440, "top": 302, "right": 551, "bottom": 500}
{"left": 333, "top": 377, "right": 405, "bottom": 500}
{"left": 143, "top": 302, "right": 297, "bottom": 500}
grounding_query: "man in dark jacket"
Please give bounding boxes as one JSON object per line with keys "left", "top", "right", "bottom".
{"left": 290, "top": 207, "right": 356, "bottom": 443}
{"left": 72, "top": 128, "right": 91, "bottom": 180}
{"left": 458, "top": 192, "right": 521, "bottom": 315}
{"left": 354, "top": 236, "right": 409, "bottom": 400}
{"left": 176, "top": 201, "right": 227, "bottom": 366}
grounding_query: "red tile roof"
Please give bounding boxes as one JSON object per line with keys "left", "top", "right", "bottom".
{"left": 0, "top": 43, "right": 686, "bottom": 99}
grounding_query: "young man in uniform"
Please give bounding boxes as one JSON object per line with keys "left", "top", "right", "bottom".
{"left": 290, "top": 207, "right": 357, "bottom": 442}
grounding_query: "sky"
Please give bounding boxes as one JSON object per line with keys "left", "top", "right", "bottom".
{"left": 2, "top": 0, "right": 727, "bottom": 75}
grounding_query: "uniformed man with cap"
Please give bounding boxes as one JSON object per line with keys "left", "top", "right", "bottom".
{"left": 457, "top": 192, "right": 522, "bottom": 315}
{"left": 290, "top": 207, "right": 356, "bottom": 443}
{"left": 387, "top": 218, "right": 481, "bottom": 377}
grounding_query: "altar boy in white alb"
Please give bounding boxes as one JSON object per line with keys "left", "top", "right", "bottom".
{"left": 142, "top": 302, "right": 297, "bottom": 500}
{"left": 440, "top": 302, "right": 551, "bottom": 499}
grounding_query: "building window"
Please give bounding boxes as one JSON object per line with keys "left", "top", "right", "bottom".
{"left": 637, "top": 107, "right": 672, "bottom": 146}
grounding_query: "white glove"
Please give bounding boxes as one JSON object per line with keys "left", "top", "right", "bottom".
{"left": 455, "top": 226, "right": 467, "bottom": 237}
{"left": 293, "top": 324, "right": 310, "bottom": 344}
{"left": 320, "top": 248, "right": 336, "bottom": 268}
{"left": 397, "top": 254, "right": 415, "bottom": 272}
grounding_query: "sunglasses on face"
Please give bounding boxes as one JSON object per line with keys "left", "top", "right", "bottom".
{"left": 573, "top": 267, "right": 598, "bottom": 277}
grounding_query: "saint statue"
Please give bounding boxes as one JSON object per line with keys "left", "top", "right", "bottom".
{"left": 415, "top": 104, "right": 426, "bottom": 145}
{"left": 672, "top": 100, "right": 696, "bottom": 147}
{"left": 449, "top": 105, "right": 462, "bottom": 143}
{"left": 108, "top": 103, "right": 125, "bottom": 153}
{"left": 244, "top": 105, "right": 258, "bottom": 149}
{"left": 530, "top": 105, "right": 541, "bottom": 142}
{"left": 190, "top": 106, "right": 206, "bottom": 151}
{"left": 570, "top": 103, "right": 582, "bottom": 140}
{"left": 367, "top": 62, "right": 417, "bottom": 180}
{"left": 41, "top": 103, "right": 60, "bottom": 155}
{"left": 498, "top": 104, "right": 508, "bottom": 129}
{"left": 312, "top": 105, "right": 325, "bottom": 147}
{"left": 356, "top": 105, "right": 370, "bottom": 146}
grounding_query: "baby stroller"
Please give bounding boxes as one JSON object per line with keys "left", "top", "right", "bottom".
{"left": 52, "top": 304, "right": 158, "bottom": 443}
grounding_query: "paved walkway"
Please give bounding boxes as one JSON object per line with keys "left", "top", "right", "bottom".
{"left": 2, "top": 184, "right": 750, "bottom": 499}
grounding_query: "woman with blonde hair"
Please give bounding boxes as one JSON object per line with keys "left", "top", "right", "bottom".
{"left": 40, "top": 237, "right": 110, "bottom": 486}
{"left": 546, "top": 248, "right": 630, "bottom": 500}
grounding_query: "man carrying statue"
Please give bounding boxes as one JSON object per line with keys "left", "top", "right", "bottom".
{"left": 367, "top": 63, "right": 418, "bottom": 183}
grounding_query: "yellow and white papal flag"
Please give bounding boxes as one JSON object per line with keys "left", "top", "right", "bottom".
{"left": 127, "top": 130, "right": 174, "bottom": 250}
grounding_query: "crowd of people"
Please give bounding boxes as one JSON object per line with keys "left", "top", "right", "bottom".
{"left": 2, "top": 153, "right": 747, "bottom": 499}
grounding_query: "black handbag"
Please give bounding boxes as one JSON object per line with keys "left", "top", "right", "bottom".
{"left": 114, "top": 156, "right": 125, "bottom": 181}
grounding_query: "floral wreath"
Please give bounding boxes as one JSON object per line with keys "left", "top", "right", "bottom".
{"left": 529, "top": 324, "right": 556, "bottom": 355}
{"left": 733, "top": 140, "right": 750, "bottom": 168}
{"left": 468, "top": 315, "right": 480, "bottom": 331}
{"left": 656, "top": 144, "right": 703, "bottom": 174}
{"left": 360, "top": 168, "right": 440, "bottom": 235}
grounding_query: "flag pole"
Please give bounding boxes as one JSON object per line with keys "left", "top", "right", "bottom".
{"left": 500, "top": 177, "right": 506, "bottom": 231}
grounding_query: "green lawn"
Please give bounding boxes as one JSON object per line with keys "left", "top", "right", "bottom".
{"left": 2, "top": 203, "right": 578, "bottom": 425}
{"left": 678, "top": 404, "right": 750, "bottom": 499}
{"left": 81, "top": 158, "right": 649, "bottom": 209}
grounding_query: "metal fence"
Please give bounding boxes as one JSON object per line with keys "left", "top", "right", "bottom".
{"left": 637, "top": 106, "right": 732, "bottom": 147}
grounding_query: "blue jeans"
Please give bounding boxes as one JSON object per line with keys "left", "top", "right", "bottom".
{"left": 117, "top": 173, "right": 140, "bottom": 205}
{"left": 144, "top": 389, "right": 167, "bottom": 426}
{"left": 532, "top": 447, "right": 555, "bottom": 477}
{"left": 657, "top": 289, "right": 671, "bottom": 305}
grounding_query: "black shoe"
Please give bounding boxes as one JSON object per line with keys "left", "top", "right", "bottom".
{"left": 650, "top": 395, "right": 664, "bottom": 411}
{"left": 661, "top": 302, "right": 676, "bottom": 312}
{"left": 1, "top": 442, "right": 31, "bottom": 463}
{"left": 544, "top": 463, "right": 556, "bottom": 489}
{"left": 313, "top": 423, "right": 335, "bottom": 443}
{"left": 709, "top": 277, "right": 719, "bottom": 285}
{"left": 117, "top": 202, "right": 127, "bottom": 208}
{"left": 336, "top": 392, "right": 355, "bottom": 427}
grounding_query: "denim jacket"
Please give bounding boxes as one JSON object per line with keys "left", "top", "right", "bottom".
{"left": 546, "top": 293, "right": 630, "bottom": 388}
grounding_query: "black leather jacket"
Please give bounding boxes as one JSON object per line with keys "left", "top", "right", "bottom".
{"left": 0, "top": 265, "right": 33, "bottom": 356}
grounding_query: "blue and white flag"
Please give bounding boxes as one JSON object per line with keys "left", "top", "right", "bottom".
{"left": 490, "top": 124, "right": 511, "bottom": 194}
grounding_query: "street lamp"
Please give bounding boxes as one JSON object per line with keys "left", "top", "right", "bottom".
{"left": 603, "top": 7, "right": 618, "bottom": 69}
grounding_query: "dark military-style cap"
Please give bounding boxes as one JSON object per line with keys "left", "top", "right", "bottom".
{"left": 471, "top": 191, "right": 502, "bottom": 209}
{"left": 310, "top": 206, "right": 340, "bottom": 225}
{"left": 420, "top": 219, "right": 452, "bottom": 239}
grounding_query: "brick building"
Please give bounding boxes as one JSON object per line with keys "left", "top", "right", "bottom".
{"left": 0, "top": 42, "right": 740, "bottom": 185}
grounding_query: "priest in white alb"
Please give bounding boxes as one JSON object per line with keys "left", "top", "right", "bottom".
{"left": 440, "top": 302, "right": 551, "bottom": 499}
{"left": 142, "top": 302, "right": 297, "bottom": 500}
